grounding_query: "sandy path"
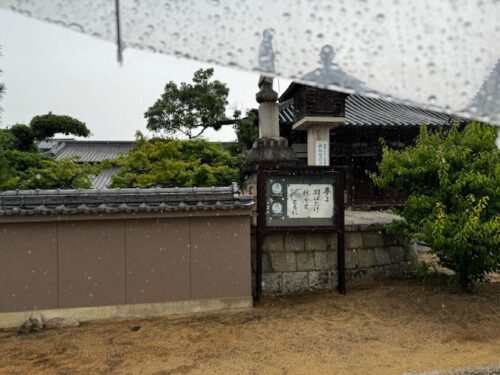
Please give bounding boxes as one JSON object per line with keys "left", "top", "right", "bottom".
{"left": 0, "top": 279, "right": 499, "bottom": 375}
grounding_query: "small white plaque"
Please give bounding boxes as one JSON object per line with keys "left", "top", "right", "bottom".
{"left": 287, "top": 184, "right": 334, "bottom": 218}
{"left": 315, "top": 141, "right": 328, "bottom": 166}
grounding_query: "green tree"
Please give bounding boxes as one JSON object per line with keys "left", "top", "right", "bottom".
{"left": 144, "top": 68, "right": 238, "bottom": 139}
{"left": 110, "top": 134, "right": 241, "bottom": 188}
{"left": 0, "top": 150, "right": 97, "bottom": 190}
{"left": 0, "top": 112, "right": 95, "bottom": 190}
{"left": 373, "top": 122, "right": 500, "bottom": 290}
{"left": 234, "top": 109, "right": 259, "bottom": 150}
{"left": 30, "top": 112, "right": 90, "bottom": 140}
{"left": 0, "top": 113, "right": 90, "bottom": 152}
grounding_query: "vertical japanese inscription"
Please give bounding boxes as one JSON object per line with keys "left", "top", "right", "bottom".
{"left": 287, "top": 184, "right": 334, "bottom": 218}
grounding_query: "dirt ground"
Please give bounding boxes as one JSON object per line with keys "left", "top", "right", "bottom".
{"left": 0, "top": 276, "right": 499, "bottom": 375}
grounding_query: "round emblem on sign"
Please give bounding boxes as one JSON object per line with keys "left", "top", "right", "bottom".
{"left": 271, "top": 182, "right": 282, "bottom": 195}
{"left": 271, "top": 202, "right": 283, "bottom": 214}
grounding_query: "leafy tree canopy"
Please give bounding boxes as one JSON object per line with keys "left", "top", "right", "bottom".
{"left": 110, "top": 134, "right": 242, "bottom": 188}
{"left": 234, "top": 109, "right": 259, "bottom": 150}
{"left": 0, "top": 112, "right": 95, "bottom": 190}
{"left": 144, "top": 68, "right": 237, "bottom": 139}
{"left": 373, "top": 122, "right": 500, "bottom": 289}
{"left": 0, "top": 112, "right": 90, "bottom": 152}
{"left": 0, "top": 150, "right": 97, "bottom": 190}
{"left": 30, "top": 112, "right": 90, "bottom": 140}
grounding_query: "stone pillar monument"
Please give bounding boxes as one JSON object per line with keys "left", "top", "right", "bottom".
{"left": 244, "top": 77, "right": 300, "bottom": 175}
{"left": 243, "top": 77, "right": 300, "bottom": 221}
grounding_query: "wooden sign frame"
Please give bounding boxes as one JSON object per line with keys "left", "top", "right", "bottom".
{"left": 255, "top": 165, "right": 346, "bottom": 300}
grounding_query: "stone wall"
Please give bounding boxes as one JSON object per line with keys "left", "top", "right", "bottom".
{"left": 252, "top": 212, "right": 416, "bottom": 295}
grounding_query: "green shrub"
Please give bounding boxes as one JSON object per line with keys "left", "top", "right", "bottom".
{"left": 110, "top": 135, "right": 242, "bottom": 188}
{"left": 373, "top": 122, "right": 500, "bottom": 289}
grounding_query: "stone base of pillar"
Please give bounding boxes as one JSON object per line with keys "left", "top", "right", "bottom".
{"left": 243, "top": 137, "right": 301, "bottom": 225}
{"left": 243, "top": 137, "right": 302, "bottom": 174}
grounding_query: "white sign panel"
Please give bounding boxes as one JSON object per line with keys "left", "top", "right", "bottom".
{"left": 287, "top": 184, "right": 334, "bottom": 218}
{"left": 315, "top": 141, "right": 329, "bottom": 166}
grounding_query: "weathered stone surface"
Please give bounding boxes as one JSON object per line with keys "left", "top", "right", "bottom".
{"left": 345, "top": 224, "right": 360, "bottom": 232}
{"left": 330, "top": 271, "right": 339, "bottom": 288}
{"left": 244, "top": 137, "right": 300, "bottom": 172}
{"left": 45, "top": 317, "right": 79, "bottom": 329}
{"left": 385, "top": 263, "right": 400, "bottom": 276}
{"left": 17, "top": 312, "right": 44, "bottom": 335}
{"left": 358, "top": 249, "right": 377, "bottom": 268}
{"left": 399, "top": 261, "right": 415, "bottom": 274}
{"left": 362, "top": 267, "right": 377, "bottom": 282}
{"left": 345, "top": 249, "right": 359, "bottom": 269}
{"left": 296, "top": 252, "right": 316, "bottom": 271}
{"left": 345, "top": 232, "right": 363, "bottom": 249}
{"left": 305, "top": 235, "right": 327, "bottom": 251}
{"left": 384, "top": 233, "right": 402, "bottom": 246}
{"left": 315, "top": 250, "right": 339, "bottom": 270}
{"left": 262, "top": 252, "right": 273, "bottom": 273}
{"left": 253, "top": 211, "right": 415, "bottom": 295}
{"left": 345, "top": 210, "right": 401, "bottom": 227}
{"left": 308, "top": 271, "right": 331, "bottom": 289}
{"left": 363, "top": 231, "right": 385, "bottom": 248}
{"left": 270, "top": 252, "right": 296, "bottom": 272}
{"left": 374, "top": 248, "right": 391, "bottom": 266}
{"left": 348, "top": 268, "right": 375, "bottom": 284}
{"left": 282, "top": 272, "right": 309, "bottom": 293}
{"left": 358, "top": 223, "right": 384, "bottom": 232}
{"left": 326, "top": 234, "right": 338, "bottom": 250}
{"left": 373, "top": 265, "right": 389, "bottom": 279}
{"left": 314, "top": 251, "right": 328, "bottom": 270}
{"left": 263, "top": 234, "right": 284, "bottom": 252}
{"left": 389, "top": 246, "right": 406, "bottom": 263}
{"left": 346, "top": 269, "right": 363, "bottom": 283}
{"left": 284, "top": 235, "right": 305, "bottom": 252}
{"left": 262, "top": 273, "right": 282, "bottom": 294}
{"left": 325, "top": 250, "right": 338, "bottom": 269}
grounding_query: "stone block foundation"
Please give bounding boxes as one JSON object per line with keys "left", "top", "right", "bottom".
{"left": 252, "top": 211, "right": 416, "bottom": 295}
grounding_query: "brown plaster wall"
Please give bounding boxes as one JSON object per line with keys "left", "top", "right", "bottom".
{"left": 0, "top": 223, "right": 58, "bottom": 312}
{"left": 0, "top": 212, "right": 251, "bottom": 314}
{"left": 125, "top": 218, "right": 191, "bottom": 304}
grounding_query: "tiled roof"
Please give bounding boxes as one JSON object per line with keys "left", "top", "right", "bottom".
{"left": 91, "top": 167, "right": 121, "bottom": 189}
{"left": 279, "top": 93, "right": 459, "bottom": 127}
{"left": 0, "top": 184, "right": 254, "bottom": 216}
{"left": 44, "top": 140, "right": 134, "bottom": 163}
{"left": 344, "top": 95, "right": 458, "bottom": 126}
{"left": 38, "top": 138, "right": 74, "bottom": 151}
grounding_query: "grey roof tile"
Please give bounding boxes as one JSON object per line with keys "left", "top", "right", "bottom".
{"left": 91, "top": 167, "right": 121, "bottom": 189}
{"left": 44, "top": 140, "right": 134, "bottom": 163}
{"left": 279, "top": 91, "right": 460, "bottom": 127}
{"left": 0, "top": 184, "right": 254, "bottom": 216}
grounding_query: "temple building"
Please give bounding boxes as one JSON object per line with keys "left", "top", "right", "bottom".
{"left": 278, "top": 83, "right": 462, "bottom": 209}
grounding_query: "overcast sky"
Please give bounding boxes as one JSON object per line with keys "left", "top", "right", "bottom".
{"left": 0, "top": 9, "right": 292, "bottom": 141}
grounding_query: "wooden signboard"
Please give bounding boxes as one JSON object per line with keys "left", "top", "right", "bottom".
{"left": 255, "top": 166, "right": 345, "bottom": 299}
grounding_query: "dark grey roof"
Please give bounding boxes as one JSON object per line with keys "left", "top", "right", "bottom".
{"left": 344, "top": 95, "right": 459, "bottom": 126}
{"left": 0, "top": 184, "right": 254, "bottom": 216}
{"left": 43, "top": 140, "right": 134, "bottom": 163}
{"left": 279, "top": 92, "right": 459, "bottom": 127}
{"left": 91, "top": 167, "right": 121, "bottom": 189}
